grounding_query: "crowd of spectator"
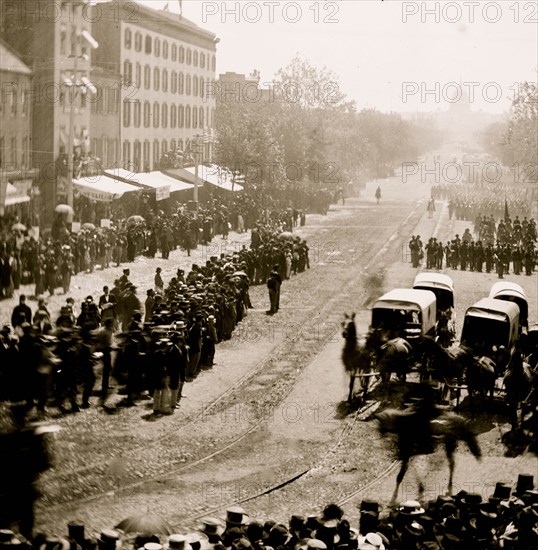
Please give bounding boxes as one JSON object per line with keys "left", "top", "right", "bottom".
{"left": 0, "top": 204, "right": 311, "bottom": 417}
{"left": 0, "top": 191, "right": 317, "bottom": 301}
{"left": 1, "top": 474, "right": 537, "bottom": 548}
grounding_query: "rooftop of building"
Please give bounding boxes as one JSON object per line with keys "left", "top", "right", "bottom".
{"left": 100, "top": 0, "right": 218, "bottom": 43}
{"left": 0, "top": 38, "right": 32, "bottom": 75}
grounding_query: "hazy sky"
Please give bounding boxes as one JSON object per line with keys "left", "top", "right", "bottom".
{"left": 118, "top": 1, "right": 537, "bottom": 113}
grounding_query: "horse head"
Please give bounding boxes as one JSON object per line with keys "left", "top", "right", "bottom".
{"left": 342, "top": 313, "right": 357, "bottom": 340}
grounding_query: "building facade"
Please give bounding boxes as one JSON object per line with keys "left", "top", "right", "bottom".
{"left": 0, "top": 39, "right": 35, "bottom": 216}
{"left": 89, "top": 66, "right": 121, "bottom": 171}
{"left": 0, "top": 39, "right": 33, "bottom": 173}
{"left": 92, "top": 0, "right": 218, "bottom": 173}
{"left": 217, "top": 70, "right": 272, "bottom": 104}
{"left": 2, "top": 0, "right": 97, "bottom": 207}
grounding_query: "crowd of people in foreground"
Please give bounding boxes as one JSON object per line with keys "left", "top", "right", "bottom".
{"left": 0, "top": 206, "right": 311, "bottom": 417}
{"left": 407, "top": 216, "right": 537, "bottom": 276}
{"left": 0, "top": 444, "right": 537, "bottom": 550}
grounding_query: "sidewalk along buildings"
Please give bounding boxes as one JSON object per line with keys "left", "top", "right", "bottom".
{"left": 92, "top": 0, "right": 218, "bottom": 176}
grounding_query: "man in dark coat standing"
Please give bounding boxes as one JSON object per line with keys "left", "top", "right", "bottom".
{"left": 119, "top": 268, "right": 130, "bottom": 289}
{"left": 99, "top": 285, "right": 117, "bottom": 327}
{"left": 122, "top": 285, "right": 141, "bottom": 331}
{"left": 11, "top": 295, "right": 32, "bottom": 327}
{"left": 266, "top": 265, "right": 282, "bottom": 315}
{"left": 144, "top": 289, "right": 155, "bottom": 323}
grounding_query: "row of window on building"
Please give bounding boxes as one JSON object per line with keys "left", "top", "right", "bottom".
{"left": 121, "top": 137, "right": 203, "bottom": 172}
{"left": 124, "top": 28, "right": 215, "bottom": 72}
{"left": 123, "top": 62, "right": 213, "bottom": 97}
{"left": 87, "top": 137, "right": 200, "bottom": 173}
{"left": 0, "top": 88, "right": 31, "bottom": 116}
{"left": 122, "top": 102, "right": 214, "bottom": 130}
{"left": 0, "top": 135, "right": 31, "bottom": 169}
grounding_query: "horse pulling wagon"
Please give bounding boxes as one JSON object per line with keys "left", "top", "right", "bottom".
{"left": 371, "top": 288, "right": 437, "bottom": 340}
{"left": 342, "top": 289, "right": 439, "bottom": 403}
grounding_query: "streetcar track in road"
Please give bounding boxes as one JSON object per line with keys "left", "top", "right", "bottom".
{"left": 154, "top": 200, "right": 431, "bottom": 528}
{"left": 335, "top": 460, "right": 400, "bottom": 507}
{"left": 44, "top": 248, "right": 378, "bottom": 510}
{"left": 111, "top": 203, "right": 420, "bottom": 513}
{"left": 42, "top": 199, "right": 425, "bottom": 519}
{"left": 178, "top": 397, "right": 382, "bottom": 527}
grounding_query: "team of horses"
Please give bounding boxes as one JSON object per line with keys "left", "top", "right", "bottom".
{"left": 341, "top": 312, "right": 536, "bottom": 416}
{"left": 341, "top": 312, "right": 537, "bottom": 502}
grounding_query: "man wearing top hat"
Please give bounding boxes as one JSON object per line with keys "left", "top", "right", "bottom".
{"left": 187, "top": 314, "right": 205, "bottom": 381}
{"left": 99, "top": 286, "right": 118, "bottom": 327}
{"left": 97, "top": 530, "right": 120, "bottom": 550}
{"left": 197, "top": 518, "right": 225, "bottom": 545}
{"left": 166, "top": 329, "right": 188, "bottom": 411}
{"left": 223, "top": 506, "right": 250, "bottom": 536}
{"left": 266, "top": 266, "right": 282, "bottom": 315}
{"left": 119, "top": 269, "right": 131, "bottom": 290}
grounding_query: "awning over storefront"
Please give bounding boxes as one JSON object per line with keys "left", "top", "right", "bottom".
{"left": 1, "top": 181, "right": 31, "bottom": 209}
{"left": 182, "top": 164, "right": 244, "bottom": 192}
{"left": 105, "top": 170, "right": 193, "bottom": 201}
{"left": 104, "top": 168, "right": 139, "bottom": 184}
{"left": 4, "top": 194, "right": 30, "bottom": 206}
{"left": 73, "top": 175, "right": 141, "bottom": 202}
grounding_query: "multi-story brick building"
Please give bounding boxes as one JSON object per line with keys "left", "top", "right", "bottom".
{"left": 0, "top": 38, "right": 34, "bottom": 216}
{"left": 0, "top": 39, "right": 32, "bottom": 173}
{"left": 89, "top": 65, "right": 121, "bottom": 171}
{"left": 2, "top": 0, "right": 98, "bottom": 207}
{"left": 92, "top": 0, "right": 218, "bottom": 173}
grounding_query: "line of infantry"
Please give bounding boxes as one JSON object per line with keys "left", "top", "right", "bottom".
{"left": 408, "top": 217, "right": 537, "bottom": 277}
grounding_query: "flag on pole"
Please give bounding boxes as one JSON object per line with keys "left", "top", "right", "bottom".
{"left": 178, "top": 0, "right": 183, "bottom": 17}
{"left": 163, "top": 3, "right": 169, "bottom": 11}
{"left": 504, "top": 199, "right": 509, "bottom": 221}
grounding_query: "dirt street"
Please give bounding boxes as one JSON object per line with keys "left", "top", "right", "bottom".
{"left": 3, "top": 162, "right": 535, "bottom": 534}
